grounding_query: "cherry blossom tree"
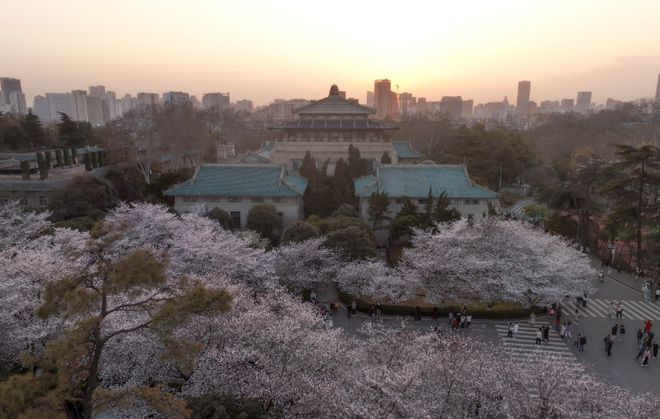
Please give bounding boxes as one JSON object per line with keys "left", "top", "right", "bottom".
{"left": 399, "top": 218, "right": 597, "bottom": 305}
{"left": 0, "top": 201, "right": 51, "bottom": 251}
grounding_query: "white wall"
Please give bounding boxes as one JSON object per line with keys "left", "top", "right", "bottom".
{"left": 174, "top": 196, "right": 303, "bottom": 229}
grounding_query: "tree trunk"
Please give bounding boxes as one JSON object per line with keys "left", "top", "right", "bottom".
{"left": 636, "top": 162, "right": 645, "bottom": 270}
{"left": 82, "top": 329, "right": 104, "bottom": 419}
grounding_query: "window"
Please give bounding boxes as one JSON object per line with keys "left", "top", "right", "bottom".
{"left": 39, "top": 196, "right": 48, "bottom": 207}
{"left": 464, "top": 199, "right": 479, "bottom": 205}
{"left": 230, "top": 211, "right": 241, "bottom": 228}
{"left": 183, "top": 196, "right": 197, "bottom": 202}
{"left": 228, "top": 197, "right": 241, "bottom": 203}
{"left": 251, "top": 197, "right": 264, "bottom": 203}
{"left": 273, "top": 197, "right": 286, "bottom": 203}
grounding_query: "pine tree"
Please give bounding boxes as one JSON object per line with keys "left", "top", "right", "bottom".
{"left": 381, "top": 151, "right": 392, "bottom": 164}
{"left": 432, "top": 192, "right": 461, "bottom": 224}
{"left": 20, "top": 109, "right": 46, "bottom": 149}
{"left": 348, "top": 144, "right": 367, "bottom": 179}
{"left": 298, "top": 150, "right": 317, "bottom": 181}
{"left": 398, "top": 197, "right": 418, "bottom": 218}
{"left": 367, "top": 190, "right": 390, "bottom": 231}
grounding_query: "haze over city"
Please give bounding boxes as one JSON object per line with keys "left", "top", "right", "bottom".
{"left": 3, "top": 0, "right": 660, "bottom": 105}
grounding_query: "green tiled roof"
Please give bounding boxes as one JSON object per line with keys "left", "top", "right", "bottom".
{"left": 164, "top": 164, "right": 308, "bottom": 198}
{"left": 392, "top": 142, "right": 424, "bottom": 159}
{"left": 354, "top": 164, "right": 498, "bottom": 199}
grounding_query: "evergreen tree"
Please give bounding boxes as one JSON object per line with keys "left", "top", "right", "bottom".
{"left": 348, "top": 144, "right": 367, "bottom": 179}
{"left": 422, "top": 188, "right": 434, "bottom": 226}
{"left": 367, "top": 190, "right": 390, "bottom": 231}
{"left": 398, "top": 197, "right": 418, "bottom": 218}
{"left": 20, "top": 110, "right": 46, "bottom": 149}
{"left": 298, "top": 150, "right": 317, "bottom": 182}
{"left": 432, "top": 192, "right": 461, "bottom": 224}
{"left": 381, "top": 151, "right": 392, "bottom": 164}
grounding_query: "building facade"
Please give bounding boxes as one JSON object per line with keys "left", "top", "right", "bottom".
{"left": 0, "top": 77, "right": 26, "bottom": 115}
{"left": 516, "top": 80, "right": 531, "bottom": 115}
{"left": 354, "top": 164, "right": 498, "bottom": 238}
{"left": 202, "top": 92, "right": 231, "bottom": 110}
{"left": 264, "top": 85, "right": 422, "bottom": 175}
{"left": 165, "top": 164, "right": 308, "bottom": 229}
{"left": 576, "top": 91, "right": 592, "bottom": 114}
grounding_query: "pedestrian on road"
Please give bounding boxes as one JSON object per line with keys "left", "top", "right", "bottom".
{"left": 448, "top": 312, "right": 454, "bottom": 326}
{"left": 507, "top": 322, "right": 514, "bottom": 338}
{"left": 637, "top": 329, "right": 644, "bottom": 346}
{"left": 635, "top": 343, "right": 646, "bottom": 360}
{"left": 641, "top": 347, "right": 652, "bottom": 366}
{"left": 460, "top": 314, "right": 466, "bottom": 328}
{"left": 644, "top": 319, "right": 652, "bottom": 334}
{"left": 466, "top": 314, "right": 472, "bottom": 328}
{"left": 611, "top": 324, "right": 618, "bottom": 337}
{"left": 543, "top": 325, "right": 550, "bottom": 343}
{"left": 573, "top": 333, "right": 582, "bottom": 349}
{"left": 655, "top": 288, "right": 660, "bottom": 304}
{"left": 579, "top": 335, "right": 586, "bottom": 352}
{"left": 653, "top": 341, "right": 659, "bottom": 359}
{"left": 535, "top": 328, "right": 542, "bottom": 345}
{"left": 351, "top": 300, "right": 357, "bottom": 317}
{"left": 616, "top": 303, "right": 623, "bottom": 319}
{"left": 582, "top": 292, "right": 588, "bottom": 308}
{"left": 376, "top": 302, "right": 382, "bottom": 317}
{"left": 560, "top": 323, "right": 566, "bottom": 338}
{"left": 605, "top": 334, "right": 614, "bottom": 356}
{"left": 513, "top": 322, "right": 519, "bottom": 338}
{"left": 530, "top": 312, "right": 536, "bottom": 326}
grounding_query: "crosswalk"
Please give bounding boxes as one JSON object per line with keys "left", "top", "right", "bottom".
{"left": 494, "top": 322, "right": 584, "bottom": 375}
{"left": 561, "top": 298, "right": 660, "bottom": 320}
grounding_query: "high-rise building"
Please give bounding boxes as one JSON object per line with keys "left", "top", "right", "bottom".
{"left": 163, "top": 91, "right": 190, "bottom": 106}
{"left": 71, "top": 90, "right": 89, "bottom": 122}
{"left": 516, "top": 80, "right": 531, "bottom": 115}
{"left": 539, "top": 100, "right": 560, "bottom": 113}
{"left": 440, "top": 96, "right": 463, "bottom": 119}
{"left": 102, "top": 91, "right": 118, "bottom": 122}
{"left": 89, "top": 85, "right": 106, "bottom": 96}
{"left": 560, "top": 99, "right": 574, "bottom": 113}
{"left": 202, "top": 92, "right": 231, "bottom": 110}
{"left": 234, "top": 99, "right": 253, "bottom": 112}
{"left": 46, "top": 93, "right": 74, "bottom": 121}
{"left": 398, "top": 92, "right": 415, "bottom": 118}
{"left": 575, "top": 91, "right": 592, "bottom": 114}
{"left": 137, "top": 92, "right": 159, "bottom": 108}
{"left": 33, "top": 95, "right": 52, "bottom": 123}
{"left": 0, "top": 77, "right": 25, "bottom": 114}
{"left": 461, "top": 99, "right": 474, "bottom": 118}
{"left": 366, "top": 91, "right": 374, "bottom": 107}
{"left": 374, "top": 79, "right": 397, "bottom": 120}
{"left": 86, "top": 95, "right": 104, "bottom": 126}
{"left": 655, "top": 73, "right": 660, "bottom": 104}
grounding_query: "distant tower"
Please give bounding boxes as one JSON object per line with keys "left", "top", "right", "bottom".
{"left": 655, "top": 73, "right": 660, "bottom": 104}
{"left": 516, "top": 80, "right": 531, "bottom": 115}
{"left": 576, "top": 91, "right": 592, "bottom": 114}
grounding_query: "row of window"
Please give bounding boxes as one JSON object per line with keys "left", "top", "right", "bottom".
{"left": 392, "top": 198, "right": 482, "bottom": 205}
{"left": 182, "top": 196, "right": 288, "bottom": 204}
{"left": 2, "top": 196, "right": 48, "bottom": 207}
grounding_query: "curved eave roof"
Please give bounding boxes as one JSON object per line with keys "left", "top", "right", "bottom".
{"left": 294, "top": 95, "right": 375, "bottom": 115}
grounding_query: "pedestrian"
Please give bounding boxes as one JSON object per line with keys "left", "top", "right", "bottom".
{"left": 326, "top": 313, "right": 333, "bottom": 329}
{"left": 448, "top": 312, "right": 454, "bottom": 326}
{"left": 637, "top": 329, "right": 644, "bottom": 346}
{"left": 460, "top": 315, "right": 466, "bottom": 328}
{"left": 543, "top": 325, "right": 550, "bottom": 343}
{"left": 310, "top": 291, "right": 317, "bottom": 303}
{"left": 536, "top": 328, "right": 542, "bottom": 345}
{"left": 578, "top": 335, "right": 586, "bottom": 352}
{"left": 582, "top": 292, "right": 588, "bottom": 308}
{"left": 619, "top": 323, "right": 626, "bottom": 336}
{"left": 513, "top": 322, "right": 519, "bottom": 338}
{"left": 368, "top": 305, "right": 375, "bottom": 317}
{"left": 653, "top": 340, "right": 659, "bottom": 359}
{"left": 560, "top": 323, "right": 566, "bottom": 338}
{"left": 611, "top": 324, "right": 618, "bottom": 337}
{"left": 351, "top": 300, "right": 357, "bottom": 317}
{"left": 655, "top": 288, "right": 660, "bottom": 304}
{"left": 644, "top": 319, "right": 652, "bottom": 334}
{"left": 507, "top": 322, "right": 514, "bottom": 338}
{"left": 530, "top": 312, "right": 536, "bottom": 326}
{"left": 616, "top": 303, "right": 623, "bottom": 319}
{"left": 566, "top": 322, "right": 573, "bottom": 338}
{"left": 555, "top": 317, "right": 561, "bottom": 332}
{"left": 376, "top": 302, "right": 382, "bottom": 318}
{"left": 451, "top": 317, "right": 459, "bottom": 330}
{"left": 573, "top": 307, "right": 580, "bottom": 324}
{"left": 466, "top": 314, "right": 472, "bottom": 328}
{"left": 641, "top": 346, "right": 652, "bottom": 366}
{"left": 573, "top": 333, "right": 582, "bottom": 349}
{"left": 605, "top": 334, "right": 614, "bottom": 356}
{"left": 635, "top": 343, "right": 646, "bottom": 360}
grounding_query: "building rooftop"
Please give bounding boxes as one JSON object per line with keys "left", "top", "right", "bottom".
{"left": 354, "top": 164, "right": 498, "bottom": 199}
{"left": 164, "top": 164, "right": 308, "bottom": 198}
{"left": 294, "top": 84, "right": 376, "bottom": 116}
{"left": 392, "top": 142, "right": 424, "bottom": 159}
{"left": 273, "top": 118, "right": 397, "bottom": 131}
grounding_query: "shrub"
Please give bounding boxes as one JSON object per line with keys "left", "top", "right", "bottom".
{"left": 246, "top": 204, "right": 282, "bottom": 245}
{"left": 280, "top": 221, "right": 319, "bottom": 244}
{"left": 324, "top": 226, "right": 376, "bottom": 260}
{"left": 331, "top": 203, "right": 359, "bottom": 218}
{"left": 206, "top": 208, "right": 233, "bottom": 230}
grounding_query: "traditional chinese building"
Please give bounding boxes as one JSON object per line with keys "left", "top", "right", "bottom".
{"left": 264, "top": 84, "right": 422, "bottom": 174}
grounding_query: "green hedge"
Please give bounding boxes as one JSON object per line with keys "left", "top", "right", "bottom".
{"left": 338, "top": 292, "right": 544, "bottom": 319}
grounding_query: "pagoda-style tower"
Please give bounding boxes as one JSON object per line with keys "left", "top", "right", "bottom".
{"left": 267, "top": 84, "right": 400, "bottom": 174}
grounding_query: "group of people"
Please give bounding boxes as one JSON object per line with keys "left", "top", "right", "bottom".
{"left": 448, "top": 308, "right": 473, "bottom": 330}
{"left": 603, "top": 319, "right": 659, "bottom": 367}
{"left": 534, "top": 325, "right": 552, "bottom": 345}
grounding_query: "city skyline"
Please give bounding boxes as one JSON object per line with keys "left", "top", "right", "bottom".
{"left": 2, "top": 0, "right": 660, "bottom": 106}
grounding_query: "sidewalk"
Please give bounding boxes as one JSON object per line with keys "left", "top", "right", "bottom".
{"left": 588, "top": 254, "right": 647, "bottom": 295}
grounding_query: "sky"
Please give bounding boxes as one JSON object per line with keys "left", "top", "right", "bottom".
{"left": 3, "top": 0, "right": 660, "bottom": 106}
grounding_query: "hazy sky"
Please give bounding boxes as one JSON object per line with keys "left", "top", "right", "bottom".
{"left": 3, "top": 0, "right": 660, "bottom": 106}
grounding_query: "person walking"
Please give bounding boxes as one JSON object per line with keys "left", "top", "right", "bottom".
{"left": 350, "top": 300, "right": 357, "bottom": 317}
{"left": 641, "top": 347, "right": 652, "bottom": 366}
{"left": 578, "top": 335, "right": 586, "bottom": 352}
{"left": 653, "top": 340, "right": 659, "bottom": 359}
{"left": 543, "top": 325, "right": 550, "bottom": 343}
{"left": 466, "top": 314, "right": 472, "bottom": 328}
{"left": 507, "top": 322, "right": 514, "bottom": 338}
{"left": 582, "top": 292, "right": 588, "bottom": 308}
{"left": 513, "top": 322, "right": 519, "bottom": 338}
{"left": 560, "top": 323, "right": 567, "bottom": 338}
{"left": 644, "top": 319, "right": 652, "bottom": 334}
{"left": 566, "top": 322, "right": 573, "bottom": 338}
{"left": 635, "top": 343, "right": 646, "bottom": 360}
{"left": 535, "top": 328, "right": 542, "bottom": 346}
{"left": 616, "top": 303, "right": 623, "bottom": 319}
{"left": 530, "top": 312, "right": 536, "bottom": 326}
{"left": 636, "top": 329, "right": 644, "bottom": 346}
{"left": 605, "top": 334, "right": 614, "bottom": 356}
{"left": 573, "top": 333, "right": 582, "bottom": 349}
{"left": 655, "top": 287, "right": 660, "bottom": 305}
